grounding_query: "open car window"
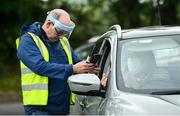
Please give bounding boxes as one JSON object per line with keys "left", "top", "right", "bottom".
{"left": 89, "top": 37, "right": 111, "bottom": 79}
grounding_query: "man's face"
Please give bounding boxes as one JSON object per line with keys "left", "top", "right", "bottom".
{"left": 46, "top": 21, "right": 66, "bottom": 42}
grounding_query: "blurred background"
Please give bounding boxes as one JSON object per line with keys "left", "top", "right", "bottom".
{"left": 0, "top": 0, "right": 179, "bottom": 114}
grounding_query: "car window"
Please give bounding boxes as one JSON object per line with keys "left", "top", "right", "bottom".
{"left": 95, "top": 39, "right": 111, "bottom": 94}
{"left": 117, "top": 35, "right": 180, "bottom": 94}
{"left": 92, "top": 38, "right": 111, "bottom": 79}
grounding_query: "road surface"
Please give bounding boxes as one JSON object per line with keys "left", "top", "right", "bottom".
{"left": 0, "top": 102, "right": 76, "bottom": 115}
{"left": 0, "top": 102, "right": 24, "bottom": 115}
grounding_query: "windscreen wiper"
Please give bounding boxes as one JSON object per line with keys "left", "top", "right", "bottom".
{"left": 151, "top": 90, "right": 180, "bottom": 95}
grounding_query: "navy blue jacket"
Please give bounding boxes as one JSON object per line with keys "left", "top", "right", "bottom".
{"left": 17, "top": 22, "right": 81, "bottom": 114}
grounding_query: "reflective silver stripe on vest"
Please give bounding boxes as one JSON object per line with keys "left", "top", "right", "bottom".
{"left": 21, "top": 68, "right": 33, "bottom": 75}
{"left": 22, "top": 84, "right": 47, "bottom": 91}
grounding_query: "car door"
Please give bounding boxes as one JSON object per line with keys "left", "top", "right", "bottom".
{"left": 81, "top": 37, "right": 111, "bottom": 115}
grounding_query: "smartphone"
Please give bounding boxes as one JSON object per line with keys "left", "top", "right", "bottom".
{"left": 88, "top": 54, "right": 102, "bottom": 64}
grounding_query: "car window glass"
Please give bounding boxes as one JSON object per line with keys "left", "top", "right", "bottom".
{"left": 117, "top": 35, "right": 180, "bottom": 94}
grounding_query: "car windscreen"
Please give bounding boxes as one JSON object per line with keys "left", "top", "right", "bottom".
{"left": 117, "top": 35, "right": 180, "bottom": 94}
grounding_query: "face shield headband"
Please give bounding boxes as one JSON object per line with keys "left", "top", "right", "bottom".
{"left": 47, "top": 14, "right": 75, "bottom": 38}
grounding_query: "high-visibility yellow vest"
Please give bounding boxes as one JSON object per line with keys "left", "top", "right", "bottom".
{"left": 16, "top": 32, "right": 75, "bottom": 105}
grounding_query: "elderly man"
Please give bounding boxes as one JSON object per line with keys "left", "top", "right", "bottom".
{"left": 16, "top": 9, "right": 99, "bottom": 115}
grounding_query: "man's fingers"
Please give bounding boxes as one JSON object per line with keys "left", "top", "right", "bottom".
{"left": 81, "top": 67, "right": 94, "bottom": 71}
{"left": 94, "top": 67, "right": 101, "bottom": 71}
{"left": 86, "top": 63, "right": 94, "bottom": 67}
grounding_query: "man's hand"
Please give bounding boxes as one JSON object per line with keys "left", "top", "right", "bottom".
{"left": 73, "top": 61, "right": 95, "bottom": 74}
{"left": 90, "top": 65, "right": 101, "bottom": 75}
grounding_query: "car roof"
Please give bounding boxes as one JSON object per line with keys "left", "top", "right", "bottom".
{"left": 121, "top": 26, "right": 180, "bottom": 39}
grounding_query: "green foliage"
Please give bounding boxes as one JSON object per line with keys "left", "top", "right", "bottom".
{"left": 0, "top": 74, "right": 21, "bottom": 91}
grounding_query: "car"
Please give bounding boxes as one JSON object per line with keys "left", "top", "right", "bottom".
{"left": 75, "top": 36, "right": 99, "bottom": 60}
{"left": 69, "top": 25, "right": 180, "bottom": 115}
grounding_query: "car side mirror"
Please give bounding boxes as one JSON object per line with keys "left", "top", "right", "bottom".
{"left": 68, "top": 74, "right": 103, "bottom": 96}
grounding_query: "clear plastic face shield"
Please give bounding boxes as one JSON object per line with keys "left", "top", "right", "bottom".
{"left": 47, "top": 12, "right": 75, "bottom": 39}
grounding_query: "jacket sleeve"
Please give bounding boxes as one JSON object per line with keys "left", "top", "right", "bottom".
{"left": 17, "top": 34, "right": 73, "bottom": 80}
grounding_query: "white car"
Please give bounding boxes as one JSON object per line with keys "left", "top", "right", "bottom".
{"left": 69, "top": 25, "right": 180, "bottom": 115}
